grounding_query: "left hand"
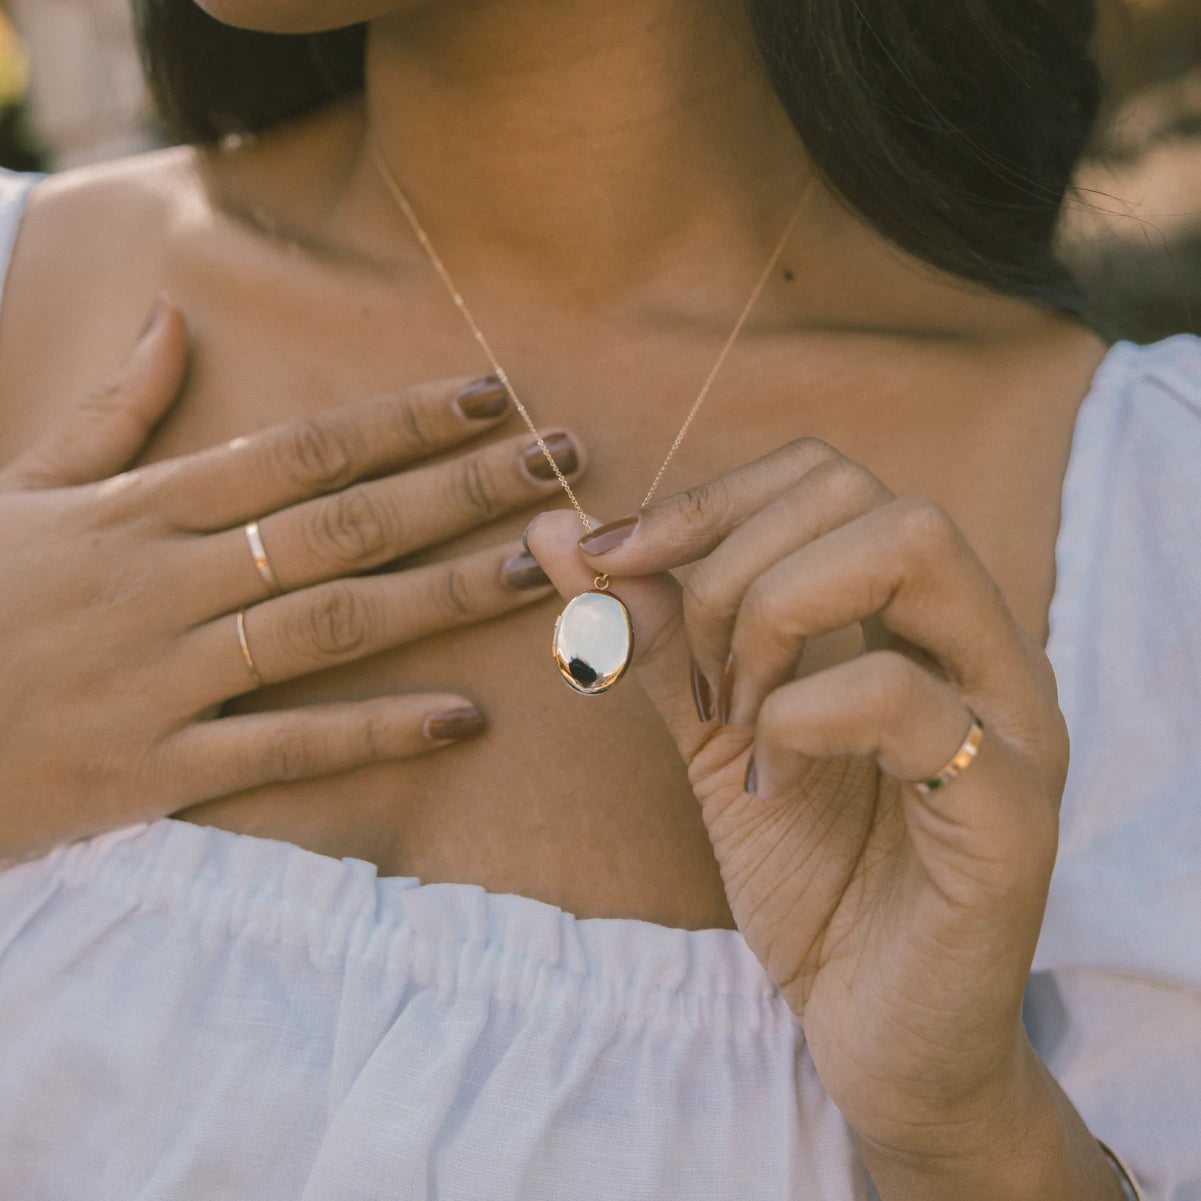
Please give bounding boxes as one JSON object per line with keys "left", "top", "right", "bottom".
{"left": 525, "top": 437, "right": 1069, "bottom": 1163}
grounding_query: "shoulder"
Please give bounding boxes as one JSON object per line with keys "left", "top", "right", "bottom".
{"left": 0, "top": 168, "right": 44, "bottom": 294}
{"left": 0, "top": 166, "right": 43, "bottom": 225}
{"left": 1062, "top": 333, "right": 1201, "bottom": 532}
{"left": 12, "top": 145, "right": 201, "bottom": 281}
{"left": 0, "top": 147, "right": 203, "bottom": 461}
{"left": 1052, "top": 331, "right": 1201, "bottom": 689}
{"left": 1035, "top": 331, "right": 1201, "bottom": 978}
{"left": 0, "top": 143, "right": 203, "bottom": 335}
{"left": 1101, "top": 332, "right": 1201, "bottom": 413}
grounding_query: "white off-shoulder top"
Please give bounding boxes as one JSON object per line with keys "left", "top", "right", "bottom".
{"left": 0, "top": 168, "right": 1197, "bottom": 1200}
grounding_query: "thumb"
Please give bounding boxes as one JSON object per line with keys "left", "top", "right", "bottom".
{"left": 3, "top": 295, "right": 188, "bottom": 490}
{"left": 525, "top": 508, "right": 711, "bottom": 760}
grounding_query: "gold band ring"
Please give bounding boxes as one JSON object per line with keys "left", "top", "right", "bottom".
{"left": 911, "top": 712, "right": 985, "bottom": 798}
{"left": 244, "top": 520, "right": 282, "bottom": 597}
{"left": 236, "top": 609, "right": 264, "bottom": 689}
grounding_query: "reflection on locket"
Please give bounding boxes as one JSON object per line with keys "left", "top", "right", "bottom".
{"left": 552, "top": 590, "right": 635, "bottom": 694}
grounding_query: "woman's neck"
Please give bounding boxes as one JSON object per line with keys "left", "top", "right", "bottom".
{"left": 210, "top": 0, "right": 1056, "bottom": 341}
{"left": 354, "top": 0, "right": 810, "bottom": 290}
{"left": 351, "top": 0, "right": 810, "bottom": 299}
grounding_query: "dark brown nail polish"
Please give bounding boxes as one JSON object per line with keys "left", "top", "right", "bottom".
{"left": 744, "top": 755, "right": 759, "bottom": 797}
{"left": 521, "top": 516, "right": 538, "bottom": 555}
{"left": 424, "top": 706, "right": 487, "bottom": 741}
{"left": 718, "top": 654, "right": 735, "bottom": 724}
{"left": 501, "top": 552, "right": 551, "bottom": 591}
{"left": 690, "top": 658, "right": 714, "bottom": 722}
{"left": 455, "top": 376, "right": 509, "bottom": 420}
{"left": 578, "top": 514, "right": 638, "bottom": 554}
{"left": 522, "top": 431, "right": 579, "bottom": 481}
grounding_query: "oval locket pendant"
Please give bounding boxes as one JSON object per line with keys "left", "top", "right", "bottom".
{"left": 552, "top": 589, "right": 635, "bottom": 695}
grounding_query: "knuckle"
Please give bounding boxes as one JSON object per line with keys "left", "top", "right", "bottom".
{"left": 892, "top": 495, "right": 958, "bottom": 559}
{"left": 432, "top": 563, "right": 479, "bottom": 621}
{"left": 675, "top": 478, "right": 729, "bottom": 531}
{"left": 816, "top": 453, "right": 876, "bottom": 499}
{"left": 784, "top": 435, "right": 840, "bottom": 469}
{"left": 90, "top": 471, "right": 155, "bottom": 528}
{"left": 281, "top": 419, "right": 358, "bottom": 494}
{"left": 258, "top": 725, "right": 313, "bottom": 782}
{"left": 741, "top": 573, "right": 786, "bottom": 630}
{"left": 316, "top": 488, "right": 391, "bottom": 566}
{"left": 681, "top": 570, "right": 734, "bottom": 630}
{"left": 736, "top": 575, "right": 801, "bottom": 661}
{"left": 357, "top": 709, "right": 396, "bottom": 762}
{"left": 453, "top": 454, "right": 504, "bottom": 521}
{"left": 396, "top": 397, "right": 442, "bottom": 459}
{"left": 81, "top": 377, "right": 128, "bottom": 417}
{"left": 866, "top": 650, "right": 923, "bottom": 716}
{"left": 303, "top": 584, "right": 375, "bottom": 659}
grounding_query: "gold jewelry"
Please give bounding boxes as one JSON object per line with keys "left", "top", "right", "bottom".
{"left": 371, "top": 142, "right": 817, "bottom": 693}
{"left": 244, "top": 520, "right": 282, "bottom": 597}
{"left": 912, "top": 713, "right": 985, "bottom": 797}
{"left": 235, "top": 609, "right": 264, "bottom": 689}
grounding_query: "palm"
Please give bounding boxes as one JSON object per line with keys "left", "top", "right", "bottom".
{"left": 693, "top": 740, "right": 887, "bottom": 1005}
{"left": 689, "top": 735, "right": 1034, "bottom": 1133}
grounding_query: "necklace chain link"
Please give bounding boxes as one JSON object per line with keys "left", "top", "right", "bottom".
{"left": 370, "top": 142, "right": 815, "bottom": 588}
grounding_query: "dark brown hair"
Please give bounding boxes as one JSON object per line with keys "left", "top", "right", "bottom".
{"left": 132, "top": 0, "right": 1101, "bottom": 311}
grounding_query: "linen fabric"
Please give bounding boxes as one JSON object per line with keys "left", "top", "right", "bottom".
{"left": 0, "top": 168, "right": 1198, "bottom": 1200}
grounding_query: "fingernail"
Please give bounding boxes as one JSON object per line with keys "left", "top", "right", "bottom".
{"left": 578, "top": 514, "right": 638, "bottom": 554}
{"left": 521, "top": 431, "right": 578, "bottom": 481}
{"left": 455, "top": 376, "right": 509, "bottom": 420}
{"left": 500, "top": 552, "right": 551, "bottom": 590}
{"left": 744, "top": 755, "right": 759, "bottom": 798}
{"left": 521, "top": 516, "right": 538, "bottom": 556}
{"left": 424, "top": 706, "right": 487, "bottom": 741}
{"left": 690, "top": 657, "right": 714, "bottom": 722}
{"left": 139, "top": 294, "right": 167, "bottom": 339}
{"left": 718, "top": 654, "right": 735, "bottom": 724}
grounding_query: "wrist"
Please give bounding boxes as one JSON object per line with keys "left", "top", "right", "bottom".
{"left": 852, "top": 1038, "right": 1128, "bottom": 1201}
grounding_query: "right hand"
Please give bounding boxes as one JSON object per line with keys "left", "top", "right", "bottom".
{"left": 0, "top": 298, "right": 586, "bottom": 864}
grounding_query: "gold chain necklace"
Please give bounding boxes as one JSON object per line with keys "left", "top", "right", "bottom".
{"left": 370, "top": 142, "right": 815, "bottom": 694}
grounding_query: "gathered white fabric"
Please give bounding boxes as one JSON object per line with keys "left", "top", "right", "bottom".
{"left": 0, "top": 821, "right": 870, "bottom": 1200}
{"left": 0, "top": 167, "right": 1199, "bottom": 1200}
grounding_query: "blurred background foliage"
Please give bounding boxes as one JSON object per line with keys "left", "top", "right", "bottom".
{"left": 0, "top": 0, "right": 1195, "bottom": 342}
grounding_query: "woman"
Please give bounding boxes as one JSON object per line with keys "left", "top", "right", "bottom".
{"left": 0, "top": 0, "right": 1196, "bottom": 1196}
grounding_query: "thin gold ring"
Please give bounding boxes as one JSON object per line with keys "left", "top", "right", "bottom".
{"left": 244, "top": 520, "right": 282, "bottom": 597}
{"left": 236, "top": 609, "right": 264, "bottom": 689}
{"left": 911, "top": 712, "right": 985, "bottom": 797}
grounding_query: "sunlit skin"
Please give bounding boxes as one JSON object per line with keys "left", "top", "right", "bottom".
{"left": 0, "top": 0, "right": 1126, "bottom": 1195}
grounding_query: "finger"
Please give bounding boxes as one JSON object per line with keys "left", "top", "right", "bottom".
{"left": 682, "top": 454, "right": 893, "bottom": 705}
{"left": 167, "top": 692, "right": 489, "bottom": 800}
{"left": 182, "top": 539, "right": 557, "bottom": 705}
{"left": 154, "top": 374, "right": 517, "bottom": 530}
{"left": 575, "top": 437, "right": 843, "bottom": 571}
{"left": 196, "top": 426, "right": 584, "bottom": 606}
{"left": 1, "top": 296, "right": 187, "bottom": 490}
{"left": 748, "top": 651, "right": 1057, "bottom": 878}
{"left": 724, "top": 496, "right": 1038, "bottom": 727}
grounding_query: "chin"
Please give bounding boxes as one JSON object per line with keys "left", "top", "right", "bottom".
{"left": 192, "top": 0, "right": 410, "bottom": 34}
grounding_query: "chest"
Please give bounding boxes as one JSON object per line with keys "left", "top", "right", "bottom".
{"left": 0, "top": 231, "right": 1104, "bottom": 925}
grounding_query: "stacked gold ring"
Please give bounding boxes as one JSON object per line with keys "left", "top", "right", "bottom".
{"left": 235, "top": 609, "right": 263, "bottom": 689}
{"left": 244, "top": 520, "right": 282, "bottom": 597}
